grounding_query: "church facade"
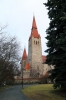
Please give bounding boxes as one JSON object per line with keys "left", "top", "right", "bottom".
{"left": 21, "top": 16, "right": 54, "bottom": 80}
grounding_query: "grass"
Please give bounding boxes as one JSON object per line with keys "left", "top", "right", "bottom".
{"left": 0, "top": 85, "right": 11, "bottom": 92}
{"left": 22, "top": 84, "right": 66, "bottom": 100}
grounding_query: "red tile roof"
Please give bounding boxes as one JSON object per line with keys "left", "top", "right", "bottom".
{"left": 42, "top": 55, "right": 47, "bottom": 63}
{"left": 22, "top": 48, "right": 27, "bottom": 60}
{"left": 29, "top": 16, "right": 41, "bottom": 40}
{"left": 24, "top": 63, "right": 30, "bottom": 70}
{"left": 32, "top": 16, "right": 37, "bottom": 29}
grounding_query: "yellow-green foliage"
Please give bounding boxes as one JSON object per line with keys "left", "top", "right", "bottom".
{"left": 22, "top": 84, "right": 66, "bottom": 100}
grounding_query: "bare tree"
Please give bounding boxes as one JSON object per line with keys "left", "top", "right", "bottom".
{"left": 0, "top": 26, "right": 21, "bottom": 85}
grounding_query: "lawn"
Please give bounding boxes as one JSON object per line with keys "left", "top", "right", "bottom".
{"left": 22, "top": 84, "right": 66, "bottom": 100}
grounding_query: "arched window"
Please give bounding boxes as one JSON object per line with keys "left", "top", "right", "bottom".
{"left": 36, "top": 41, "right": 37, "bottom": 44}
{"left": 38, "top": 41, "right": 39, "bottom": 45}
{"left": 34, "top": 40, "right": 35, "bottom": 44}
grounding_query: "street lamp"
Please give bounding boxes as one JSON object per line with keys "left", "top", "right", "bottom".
{"left": 22, "top": 66, "right": 23, "bottom": 89}
{"left": 20, "top": 60, "right": 23, "bottom": 89}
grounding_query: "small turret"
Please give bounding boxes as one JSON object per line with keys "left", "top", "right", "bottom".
{"left": 22, "top": 48, "right": 27, "bottom": 60}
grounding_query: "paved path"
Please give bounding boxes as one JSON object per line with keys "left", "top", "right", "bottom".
{"left": 0, "top": 85, "right": 29, "bottom": 100}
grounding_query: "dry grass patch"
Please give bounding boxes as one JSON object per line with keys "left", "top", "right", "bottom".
{"left": 22, "top": 84, "right": 66, "bottom": 100}
{"left": 0, "top": 85, "right": 10, "bottom": 92}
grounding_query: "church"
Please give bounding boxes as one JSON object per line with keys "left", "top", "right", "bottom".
{"left": 21, "top": 16, "right": 54, "bottom": 80}
{"left": 14, "top": 16, "right": 54, "bottom": 84}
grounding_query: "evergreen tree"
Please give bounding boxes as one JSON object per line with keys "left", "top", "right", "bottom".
{"left": 44, "top": 0, "right": 66, "bottom": 89}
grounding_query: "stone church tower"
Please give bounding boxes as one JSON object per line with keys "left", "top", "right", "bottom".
{"left": 27, "top": 16, "right": 43, "bottom": 77}
{"left": 21, "top": 48, "right": 30, "bottom": 78}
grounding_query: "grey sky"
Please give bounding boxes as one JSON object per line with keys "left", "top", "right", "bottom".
{"left": 0, "top": 0, "right": 50, "bottom": 57}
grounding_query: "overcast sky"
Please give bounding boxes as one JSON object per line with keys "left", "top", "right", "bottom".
{"left": 0, "top": 0, "right": 50, "bottom": 57}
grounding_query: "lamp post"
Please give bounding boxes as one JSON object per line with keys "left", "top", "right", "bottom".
{"left": 20, "top": 60, "right": 23, "bottom": 89}
{"left": 22, "top": 66, "right": 23, "bottom": 89}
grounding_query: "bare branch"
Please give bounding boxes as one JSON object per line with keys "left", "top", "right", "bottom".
{"left": 0, "top": 24, "right": 7, "bottom": 34}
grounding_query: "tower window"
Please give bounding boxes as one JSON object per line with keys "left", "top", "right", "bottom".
{"left": 34, "top": 40, "right": 35, "bottom": 44}
{"left": 38, "top": 41, "right": 39, "bottom": 45}
{"left": 36, "top": 41, "right": 37, "bottom": 44}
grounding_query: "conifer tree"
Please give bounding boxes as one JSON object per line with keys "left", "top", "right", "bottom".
{"left": 44, "top": 0, "right": 66, "bottom": 89}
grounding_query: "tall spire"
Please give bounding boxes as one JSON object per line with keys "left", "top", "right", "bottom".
{"left": 22, "top": 48, "right": 27, "bottom": 60}
{"left": 32, "top": 16, "right": 37, "bottom": 29}
{"left": 29, "top": 16, "right": 41, "bottom": 40}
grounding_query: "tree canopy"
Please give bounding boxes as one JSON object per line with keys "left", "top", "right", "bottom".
{"left": 44, "top": 0, "right": 66, "bottom": 89}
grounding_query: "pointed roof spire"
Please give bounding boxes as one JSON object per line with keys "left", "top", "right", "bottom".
{"left": 32, "top": 15, "right": 37, "bottom": 29}
{"left": 22, "top": 48, "right": 27, "bottom": 60}
{"left": 29, "top": 16, "right": 41, "bottom": 40}
{"left": 24, "top": 63, "right": 30, "bottom": 70}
